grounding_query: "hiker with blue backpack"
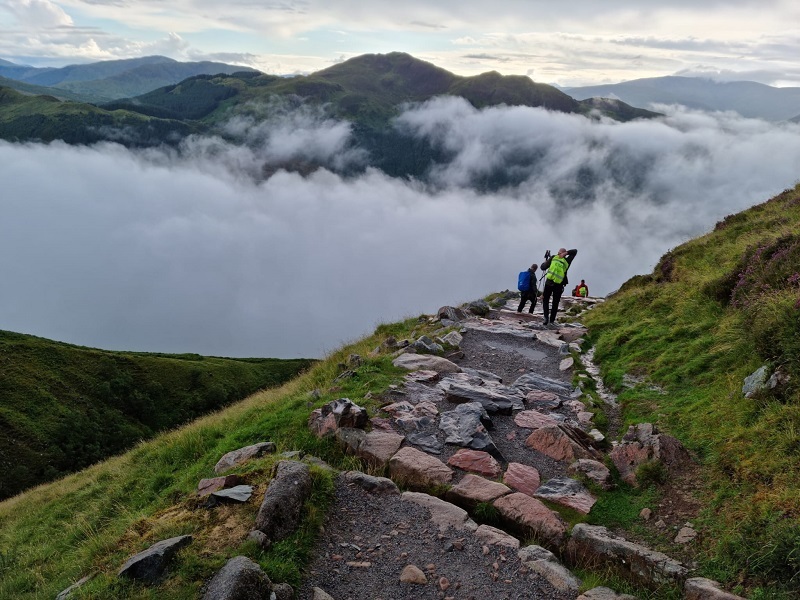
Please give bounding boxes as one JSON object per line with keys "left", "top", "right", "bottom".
{"left": 516, "top": 264, "right": 539, "bottom": 313}
{"left": 540, "top": 247, "right": 578, "bottom": 326}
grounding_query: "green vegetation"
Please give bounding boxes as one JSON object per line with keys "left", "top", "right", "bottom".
{"left": 583, "top": 184, "right": 800, "bottom": 597}
{"left": 0, "top": 329, "right": 313, "bottom": 500}
{"left": 0, "top": 316, "right": 425, "bottom": 599}
{"left": 0, "top": 86, "right": 197, "bottom": 145}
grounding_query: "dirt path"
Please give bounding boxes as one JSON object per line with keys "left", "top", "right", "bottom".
{"left": 298, "top": 301, "right": 602, "bottom": 600}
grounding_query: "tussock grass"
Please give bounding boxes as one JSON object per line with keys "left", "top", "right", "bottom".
{"left": 584, "top": 183, "right": 800, "bottom": 597}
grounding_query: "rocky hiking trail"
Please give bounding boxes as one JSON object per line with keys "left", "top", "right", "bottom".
{"left": 293, "top": 298, "right": 741, "bottom": 600}
{"left": 79, "top": 296, "right": 743, "bottom": 600}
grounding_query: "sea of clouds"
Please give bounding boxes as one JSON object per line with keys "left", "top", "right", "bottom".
{"left": 2, "top": 98, "right": 799, "bottom": 357}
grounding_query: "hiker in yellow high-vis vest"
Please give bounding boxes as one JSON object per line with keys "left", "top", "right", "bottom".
{"left": 540, "top": 247, "right": 578, "bottom": 327}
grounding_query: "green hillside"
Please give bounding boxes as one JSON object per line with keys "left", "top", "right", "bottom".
{"left": 0, "top": 329, "right": 313, "bottom": 500}
{"left": 0, "top": 56, "right": 261, "bottom": 103}
{"left": 115, "top": 52, "right": 585, "bottom": 127}
{"left": 0, "top": 75, "right": 86, "bottom": 101}
{"left": 583, "top": 184, "right": 800, "bottom": 596}
{"left": 0, "top": 86, "right": 198, "bottom": 144}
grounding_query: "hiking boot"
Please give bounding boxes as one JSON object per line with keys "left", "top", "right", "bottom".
{"left": 542, "top": 317, "right": 549, "bottom": 325}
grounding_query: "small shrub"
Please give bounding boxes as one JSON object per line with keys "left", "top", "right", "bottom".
{"left": 635, "top": 460, "right": 668, "bottom": 487}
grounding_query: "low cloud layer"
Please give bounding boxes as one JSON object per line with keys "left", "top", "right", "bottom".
{"left": 2, "top": 101, "right": 799, "bottom": 358}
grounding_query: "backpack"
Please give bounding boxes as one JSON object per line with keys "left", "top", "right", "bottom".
{"left": 517, "top": 270, "right": 532, "bottom": 292}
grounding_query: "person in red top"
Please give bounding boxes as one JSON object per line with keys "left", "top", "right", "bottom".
{"left": 577, "top": 280, "right": 588, "bottom": 297}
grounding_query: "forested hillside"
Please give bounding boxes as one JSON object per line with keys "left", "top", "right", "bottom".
{"left": 0, "top": 329, "right": 312, "bottom": 499}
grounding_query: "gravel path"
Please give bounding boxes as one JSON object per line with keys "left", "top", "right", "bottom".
{"left": 297, "top": 479, "right": 575, "bottom": 600}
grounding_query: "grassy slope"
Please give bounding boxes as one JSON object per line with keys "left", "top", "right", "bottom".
{"left": 0, "top": 329, "right": 313, "bottom": 500}
{"left": 583, "top": 184, "right": 800, "bottom": 597}
{"left": 0, "top": 318, "right": 420, "bottom": 599}
{"left": 0, "top": 86, "right": 197, "bottom": 144}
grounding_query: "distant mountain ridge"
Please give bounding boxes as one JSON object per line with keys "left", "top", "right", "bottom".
{"left": 566, "top": 75, "right": 800, "bottom": 122}
{"left": 0, "top": 52, "right": 660, "bottom": 186}
{"left": 0, "top": 55, "right": 259, "bottom": 103}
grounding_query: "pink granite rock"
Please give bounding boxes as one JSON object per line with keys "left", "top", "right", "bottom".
{"left": 474, "top": 524, "right": 520, "bottom": 549}
{"left": 405, "top": 370, "right": 441, "bottom": 383}
{"left": 197, "top": 475, "right": 243, "bottom": 497}
{"left": 514, "top": 410, "right": 559, "bottom": 430}
{"left": 445, "top": 473, "right": 511, "bottom": 508}
{"left": 389, "top": 446, "right": 453, "bottom": 489}
{"left": 447, "top": 449, "right": 502, "bottom": 478}
{"left": 525, "top": 390, "right": 562, "bottom": 408}
{"left": 503, "top": 462, "right": 541, "bottom": 497}
{"left": 525, "top": 425, "right": 599, "bottom": 463}
{"left": 534, "top": 477, "right": 596, "bottom": 514}
{"left": 493, "top": 492, "right": 567, "bottom": 547}
{"left": 356, "top": 431, "right": 405, "bottom": 467}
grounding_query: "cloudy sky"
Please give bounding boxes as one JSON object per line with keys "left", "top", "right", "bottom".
{"left": 2, "top": 0, "right": 800, "bottom": 86}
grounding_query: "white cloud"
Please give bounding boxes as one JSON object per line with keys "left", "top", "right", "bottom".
{"left": 2, "top": 101, "right": 799, "bottom": 358}
{"left": 1, "top": 0, "right": 72, "bottom": 27}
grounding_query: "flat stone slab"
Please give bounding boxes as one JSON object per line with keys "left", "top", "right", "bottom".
{"left": 514, "top": 409, "right": 559, "bottom": 430}
{"left": 401, "top": 491, "right": 477, "bottom": 533}
{"left": 535, "top": 331, "right": 565, "bottom": 348}
{"left": 389, "top": 446, "right": 453, "bottom": 489}
{"left": 503, "top": 462, "right": 541, "bottom": 497}
{"left": 210, "top": 485, "right": 254, "bottom": 503}
{"left": 684, "top": 577, "right": 747, "bottom": 600}
{"left": 527, "top": 558, "right": 582, "bottom": 593}
{"left": 447, "top": 449, "right": 502, "bottom": 478}
{"left": 356, "top": 431, "right": 405, "bottom": 467}
{"left": 341, "top": 471, "right": 399, "bottom": 495}
{"left": 406, "top": 432, "right": 444, "bottom": 454}
{"left": 567, "top": 524, "right": 689, "bottom": 588}
{"left": 525, "top": 390, "right": 562, "bottom": 409}
{"left": 577, "top": 587, "right": 639, "bottom": 600}
{"left": 442, "top": 380, "right": 525, "bottom": 415}
{"left": 462, "top": 319, "right": 537, "bottom": 339}
{"left": 493, "top": 492, "right": 567, "bottom": 548}
{"left": 404, "top": 370, "right": 441, "bottom": 383}
{"left": 393, "top": 354, "right": 462, "bottom": 374}
{"left": 445, "top": 473, "right": 511, "bottom": 508}
{"left": 402, "top": 381, "right": 445, "bottom": 404}
{"left": 198, "top": 474, "right": 243, "bottom": 497}
{"left": 534, "top": 477, "right": 596, "bottom": 514}
{"left": 513, "top": 373, "right": 573, "bottom": 396}
{"left": 214, "top": 442, "right": 276, "bottom": 474}
{"left": 474, "top": 524, "right": 520, "bottom": 549}
{"left": 118, "top": 535, "right": 193, "bottom": 583}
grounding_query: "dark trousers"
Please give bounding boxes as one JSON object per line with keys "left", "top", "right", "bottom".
{"left": 542, "top": 280, "right": 565, "bottom": 322}
{"left": 517, "top": 290, "right": 538, "bottom": 313}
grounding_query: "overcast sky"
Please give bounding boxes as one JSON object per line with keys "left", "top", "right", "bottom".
{"left": 2, "top": 102, "right": 800, "bottom": 358}
{"left": 2, "top": 0, "right": 800, "bottom": 86}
